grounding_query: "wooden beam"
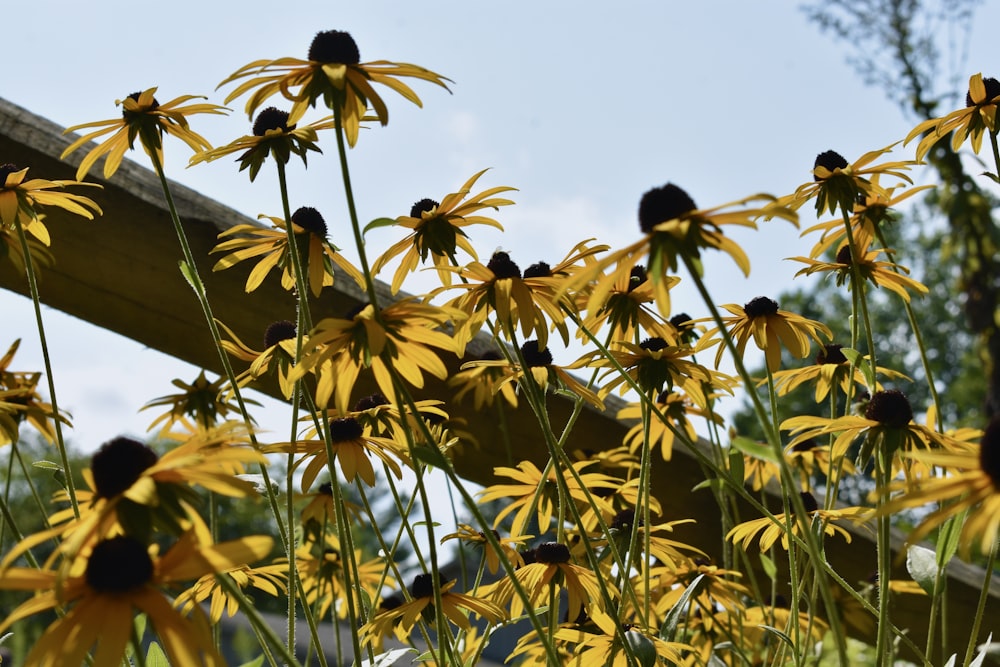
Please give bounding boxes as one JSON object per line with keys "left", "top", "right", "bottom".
{"left": 1, "top": 96, "right": 995, "bottom": 659}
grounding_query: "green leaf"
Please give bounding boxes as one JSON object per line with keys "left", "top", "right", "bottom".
{"left": 759, "top": 552, "right": 777, "bottom": 580}
{"left": 906, "top": 544, "right": 937, "bottom": 596}
{"left": 363, "top": 217, "right": 398, "bottom": 235}
{"left": 178, "top": 260, "right": 198, "bottom": 291}
{"left": 936, "top": 509, "right": 968, "bottom": 568}
{"left": 728, "top": 445, "right": 745, "bottom": 485}
{"left": 981, "top": 171, "right": 1000, "bottom": 184}
{"left": 660, "top": 574, "right": 706, "bottom": 642}
{"left": 729, "top": 435, "right": 779, "bottom": 464}
{"left": 839, "top": 347, "right": 875, "bottom": 389}
{"left": 146, "top": 642, "right": 169, "bottom": 667}
{"left": 757, "top": 625, "right": 795, "bottom": 649}
{"left": 31, "top": 460, "right": 62, "bottom": 471}
{"left": 411, "top": 445, "right": 450, "bottom": 469}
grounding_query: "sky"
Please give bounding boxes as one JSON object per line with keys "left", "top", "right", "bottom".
{"left": 1, "top": 0, "right": 996, "bottom": 454}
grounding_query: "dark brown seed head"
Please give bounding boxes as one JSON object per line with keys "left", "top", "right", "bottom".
{"left": 979, "top": 417, "right": 1000, "bottom": 489}
{"left": 329, "top": 417, "right": 363, "bottom": 442}
{"left": 410, "top": 198, "right": 438, "bottom": 218}
{"left": 816, "top": 344, "right": 848, "bottom": 365}
{"left": 264, "top": 320, "right": 296, "bottom": 349}
{"left": 520, "top": 340, "right": 553, "bottom": 367}
{"left": 744, "top": 296, "right": 779, "bottom": 318}
{"left": 308, "top": 30, "right": 361, "bottom": 65}
{"left": 967, "top": 77, "right": 1000, "bottom": 106}
{"left": 487, "top": 251, "right": 521, "bottom": 279}
{"left": 864, "top": 389, "right": 913, "bottom": 428}
{"left": 523, "top": 261, "right": 551, "bottom": 279}
{"left": 814, "top": 150, "right": 848, "bottom": 179}
{"left": 638, "top": 183, "right": 697, "bottom": 233}
{"left": 291, "top": 206, "right": 328, "bottom": 237}
{"left": 85, "top": 536, "right": 154, "bottom": 593}
{"left": 91, "top": 436, "right": 159, "bottom": 499}
{"left": 253, "top": 107, "right": 293, "bottom": 136}
{"left": 535, "top": 541, "right": 571, "bottom": 564}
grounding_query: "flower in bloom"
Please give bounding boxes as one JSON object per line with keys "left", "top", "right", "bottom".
{"left": 0, "top": 339, "right": 68, "bottom": 446}
{"left": 884, "top": 416, "right": 1000, "bottom": 556}
{"left": 0, "top": 530, "right": 272, "bottom": 666}
{"left": 708, "top": 296, "right": 832, "bottom": 374}
{"left": 441, "top": 524, "right": 531, "bottom": 574}
{"left": 579, "top": 264, "right": 679, "bottom": 344}
{"left": 767, "top": 343, "right": 909, "bottom": 404}
{"left": 190, "top": 106, "right": 333, "bottom": 181}
{"left": 358, "top": 572, "right": 504, "bottom": 645}
{"left": 789, "top": 240, "right": 929, "bottom": 302}
{"left": 175, "top": 561, "right": 287, "bottom": 623}
{"left": 371, "top": 169, "right": 515, "bottom": 292}
{"left": 582, "top": 336, "right": 720, "bottom": 398}
{"left": 618, "top": 386, "right": 722, "bottom": 461}
{"left": 0, "top": 163, "right": 101, "bottom": 232}
{"left": 726, "top": 493, "right": 873, "bottom": 551}
{"left": 141, "top": 370, "right": 251, "bottom": 433}
{"left": 777, "top": 145, "right": 914, "bottom": 218}
{"left": 448, "top": 349, "right": 520, "bottom": 409}
{"left": 219, "top": 319, "right": 300, "bottom": 399}
{"left": 296, "top": 534, "right": 392, "bottom": 620}
{"left": 220, "top": 30, "right": 451, "bottom": 146}
{"left": 487, "top": 541, "right": 611, "bottom": 622}
{"left": 61, "top": 88, "right": 227, "bottom": 180}
{"left": 552, "top": 611, "right": 690, "bottom": 666}
{"left": 906, "top": 73, "right": 1000, "bottom": 160}
{"left": 212, "top": 207, "right": 363, "bottom": 297}
{"left": 296, "top": 299, "right": 462, "bottom": 414}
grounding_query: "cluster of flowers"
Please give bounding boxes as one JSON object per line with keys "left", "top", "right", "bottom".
{"left": 1, "top": 26, "right": 999, "bottom": 667}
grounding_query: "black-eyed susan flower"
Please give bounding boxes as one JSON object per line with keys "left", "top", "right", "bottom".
{"left": 0, "top": 530, "right": 272, "bottom": 667}
{"left": 441, "top": 524, "right": 532, "bottom": 574}
{"left": 0, "top": 339, "right": 68, "bottom": 446}
{"left": 553, "top": 609, "right": 690, "bottom": 666}
{"left": 777, "top": 144, "right": 914, "bottom": 218}
{"left": 0, "top": 223, "right": 54, "bottom": 276}
{"left": 371, "top": 169, "right": 515, "bottom": 292}
{"left": 594, "top": 509, "right": 704, "bottom": 568}
{"left": 767, "top": 343, "right": 909, "bottom": 404}
{"left": 582, "top": 336, "right": 720, "bottom": 398}
{"left": 219, "top": 319, "right": 299, "bottom": 399}
{"left": 650, "top": 559, "right": 750, "bottom": 619}
{"left": 884, "top": 416, "right": 1000, "bottom": 556}
{"left": 579, "top": 264, "right": 678, "bottom": 344}
{"left": 61, "top": 88, "right": 227, "bottom": 180}
{"left": 190, "top": 106, "right": 333, "bottom": 181}
{"left": 708, "top": 296, "right": 832, "bottom": 374}
{"left": 297, "top": 299, "right": 462, "bottom": 414}
{"left": 478, "top": 460, "right": 619, "bottom": 538}
{"left": 141, "top": 370, "right": 252, "bottom": 433}
{"left": 782, "top": 389, "right": 963, "bottom": 473}
{"left": 906, "top": 73, "right": 1000, "bottom": 161}
{"left": 618, "top": 384, "right": 723, "bottom": 461}
{"left": 437, "top": 250, "right": 567, "bottom": 351}
{"left": 790, "top": 240, "right": 929, "bottom": 302}
{"left": 220, "top": 30, "right": 451, "bottom": 147}
{"left": 726, "top": 494, "right": 873, "bottom": 551}
{"left": 212, "top": 207, "right": 364, "bottom": 297}
{"left": 448, "top": 349, "right": 520, "bottom": 409}
{"left": 487, "top": 541, "right": 611, "bottom": 622}
{"left": 469, "top": 340, "right": 603, "bottom": 410}
{"left": 176, "top": 560, "right": 287, "bottom": 623}
{"left": 358, "top": 572, "right": 504, "bottom": 646}
{"left": 265, "top": 416, "right": 406, "bottom": 489}
{"left": 295, "top": 534, "right": 392, "bottom": 620}
{"left": 574, "top": 185, "right": 795, "bottom": 318}
{"left": 0, "top": 163, "right": 101, "bottom": 231}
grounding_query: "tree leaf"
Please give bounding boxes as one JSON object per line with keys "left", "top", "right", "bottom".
{"left": 906, "top": 544, "right": 937, "bottom": 596}
{"left": 659, "top": 574, "right": 706, "bottom": 642}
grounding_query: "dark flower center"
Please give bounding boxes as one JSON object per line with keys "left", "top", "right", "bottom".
{"left": 523, "top": 261, "right": 551, "bottom": 278}
{"left": 85, "top": 536, "right": 154, "bottom": 593}
{"left": 410, "top": 572, "right": 448, "bottom": 598}
{"left": 318, "top": 481, "right": 334, "bottom": 495}
{"left": 520, "top": 340, "right": 553, "bottom": 367}
{"left": 638, "top": 183, "right": 697, "bottom": 233}
{"left": 979, "top": 417, "right": 1000, "bottom": 489}
{"left": 354, "top": 393, "right": 389, "bottom": 411}
{"left": 835, "top": 245, "right": 854, "bottom": 266}
{"left": 814, "top": 150, "right": 848, "bottom": 179}
{"left": 253, "top": 107, "right": 293, "bottom": 136}
{"left": 816, "top": 344, "right": 848, "bottom": 365}
{"left": 535, "top": 541, "right": 571, "bottom": 564}
{"left": 264, "top": 320, "right": 296, "bottom": 349}
{"left": 487, "top": 251, "right": 521, "bottom": 279}
{"left": 380, "top": 591, "right": 405, "bottom": 611}
{"left": 330, "top": 417, "right": 363, "bottom": 442}
{"left": 744, "top": 296, "right": 779, "bottom": 318}
{"left": 670, "top": 312, "right": 693, "bottom": 329}
{"left": 639, "top": 337, "right": 668, "bottom": 352}
{"left": 125, "top": 91, "right": 160, "bottom": 109}
{"left": 91, "top": 436, "right": 159, "bottom": 499}
{"left": 291, "top": 206, "right": 328, "bottom": 237}
{"left": 798, "top": 491, "right": 819, "bottom": 514}
{"left": 628, "top": 265, "right": 648, "bottom": 292}
{"left": 967, "top": 77, "right": 1000, "bottom": 106}
{"left": 611, "top": 509, "right": 643, "bottom": 531}
{"left": 0, "top": 163, "right": 19, "bottom": 186}
{"left": 864, "top": 389, "right": 913, "bottom": 428}
{"left": 308, "top": 30, "right": 361, "bottom": 64}
{"left": 410, "top": 198, "right": 439, "bottom": 218}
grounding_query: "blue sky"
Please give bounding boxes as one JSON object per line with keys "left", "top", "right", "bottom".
{"left": 2, "top": 1, "right": 996, "bottom": 451}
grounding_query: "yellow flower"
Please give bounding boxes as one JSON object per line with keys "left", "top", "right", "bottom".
{"left": 726, "top": 494, "right": 873, "bottom": 551}
{"left": 708, "top": 296, "right": 832, "bottom": 374}
{"left": 265, "top": 416, "right": 406, "bottom": 489}
{"left": 0, "top": 339, "right": 69, "bottom": 446}
{"left": 478, "top": 460, "right": 619, "bottom": 537}
{"left": 906, "top": 73, "right": 1000, "bottom": 160}
{"left": 219, "top": 319, "right": 300, "bottom": 399}
{"left": 61, "top": 87, "right": 227, "bottom": 180}
{"left": 358, "top": 572, "right": 504, "bottom": 645}
{"left": 371, "top": 169, "right": 514, "bottom": 293}
{"left": 579, "top": 263, "right": 678, "bottom": 344}
{"left": 767, "top": 343, "right": 909, "bottom": 403}
{"left": 553, "top": 611, "right": 690, "bottom": 666}
{"left": 297, "top": 299, "right": 462, "bottom": 414}
{"left": 0, "top": 223, "right": 54, "bottom": 276}
{"left": 190, "top": 106, "right": 333, "bottom": 181}
{"left": 777, "top": 144, "right": 914, "bottom": 217}
{"left": 212, "top": 207, "right": 364, "bottom": 297}
{"left": 572, "top": 185, "right": 795, "bottom": 318}
{"left": 0, "top": 530, "right": 272, "bottom": 667}
{"left": 582, "top": 336, "right": 719, "bottom": 398}
{"left": 296, "top": 534, "right": 392, "bottom": 621}
{"left": 487, "top": 541, "right": 612, "bottom": 622}
{"left": 0, "top": 163, "right": 101, "bottom": 231}
{"left": 176, "top": 561, "right": 287, "bottom": 623}
{"left": 448, "top": 349, "right": 520, "bottom": 409}
{"left": 790, "top": 240, "right": 929, "bottom": 302}
{"left": 219, "top": 30, "right": 451, "bottom": 147}
{"left": 618, "top": 384, "right": 723, "bottom": 461}
{"left": 884, "top": 416, "right": 1000, "bottom": 557}
{"left": 440, "top": 524, "right": 531, "bottom": 574}
{"left": 141, "top": 370, "right": 253, "bottom": 433}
